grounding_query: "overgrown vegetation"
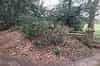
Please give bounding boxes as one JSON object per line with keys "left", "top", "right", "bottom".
{"left": 0, "top": 0, "right": 99, "bottom": 63}
{"left": 17, "top": 16, "right": 49, "bottom": 38}
{"left": 33, "top": 30, "right": 64, "bottom": 48}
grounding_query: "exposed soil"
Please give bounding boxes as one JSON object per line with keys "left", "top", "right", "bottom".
{"left": 0, "top": 30, "right": 99, "bottom": 66}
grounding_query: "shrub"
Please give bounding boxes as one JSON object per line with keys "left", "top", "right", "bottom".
{"left": 33, "top": 32, "right": 64, "bottom": 48}
{"left": 47, "top": 34, "right": 64, "bottom": 45}
{"left": 21, "top": 24, "right": 38, "bottom": 38}
{"left": 34, "top": 38, "right": 48, "bottom": 48}
{"left": 52, "top": 47, "right": 61, "bottom": 56}
{"left": 17, "top": 16, "right": 49, "bottom": 38}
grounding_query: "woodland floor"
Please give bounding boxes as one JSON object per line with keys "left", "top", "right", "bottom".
{"left": 0, "top": 30, "right": 100, "bottom": 66}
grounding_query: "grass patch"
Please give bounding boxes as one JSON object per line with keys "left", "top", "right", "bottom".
{"left": 94, "top": 24, "right": 100, "bottom": 39}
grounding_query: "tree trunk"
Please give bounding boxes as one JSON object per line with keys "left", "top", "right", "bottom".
{"left": 88, "top": 0, "right": 99, "bottom": 41}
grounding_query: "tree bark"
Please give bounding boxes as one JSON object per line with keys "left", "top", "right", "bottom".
{"left": 88, "top": 0, "right": 99, "bottom": 41}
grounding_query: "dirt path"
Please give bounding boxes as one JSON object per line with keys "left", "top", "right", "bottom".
{"left": 34, "top": 52, "right": 100, "bottom": 66}
{"left": 74, "top": 52, "right": 100, "bottom": 66}
{"left": 0, "top": 55, "right": 34, "bottom": 66}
